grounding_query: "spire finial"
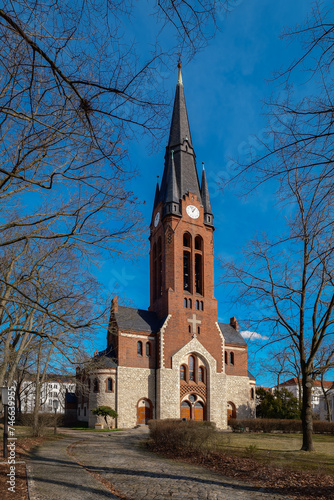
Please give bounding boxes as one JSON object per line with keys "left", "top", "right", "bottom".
{"left": 177, "top": 51, "right": 183, "bottom": 86}
{"left": 202, "top": 161, "right": 205, "bottom": 171}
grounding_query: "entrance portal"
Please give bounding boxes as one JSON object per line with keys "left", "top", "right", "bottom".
{"left": 137, "top": 399, "right": 151, "bottom": 424}
{"left": 180, "top": 396, "right": 206, "bottom": 421}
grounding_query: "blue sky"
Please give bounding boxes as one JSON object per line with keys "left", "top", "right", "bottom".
{"left": 96, "top": 0, "right": 320, "bottom": 386}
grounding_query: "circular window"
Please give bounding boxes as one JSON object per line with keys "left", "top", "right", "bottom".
{"left": 189, "top": 394, "right": 197, "bottom": 403}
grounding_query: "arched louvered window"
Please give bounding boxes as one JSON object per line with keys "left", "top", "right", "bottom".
{"left": 183, "top": 233, "right": 191, "bottom": 247}
{"left": 184, "top": 251, "right": 191, "bottom": 291}
{"left": 195, "top": 254, "right": 203, "bottom": 294}
{"left": 195, "top": 236, "right": 203, "bottom": 250}
{"left": 157, "top": 237, "right": 162, "bottom": 297}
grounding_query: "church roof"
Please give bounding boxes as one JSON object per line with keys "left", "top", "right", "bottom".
{"left": 115, "top": 306, "right": 163, "bottom": 333}
{"left": 218, "top": 322, "right": 247, "bottom": 346}
{"left": 248, "top": 371, "right": 256, "bottom": 381}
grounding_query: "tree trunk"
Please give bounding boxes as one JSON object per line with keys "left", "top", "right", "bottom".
{"left": 32, "top": 344, "right": 42, "bottom": 437}
{"left": 301, "top": 375, "right": 314, "bottom": 451}
{"left": 320, "top": 375, "right": 332, "bottom": 422}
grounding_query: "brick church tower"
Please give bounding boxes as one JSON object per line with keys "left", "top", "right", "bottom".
{"left": 76, "top": 64, "right": 256, "bottom": 429}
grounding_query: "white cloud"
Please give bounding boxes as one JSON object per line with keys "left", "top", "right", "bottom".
{"left": 241, "top": 330, "right": 269, "bottom": 341}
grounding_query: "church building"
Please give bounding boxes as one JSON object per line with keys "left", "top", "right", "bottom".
{"left": 77, "top": 64, "right": 256, "bottom": 429}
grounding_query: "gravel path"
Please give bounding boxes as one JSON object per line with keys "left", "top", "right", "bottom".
{"left": 27, "top": 428, "right": 292, "bottom": 500}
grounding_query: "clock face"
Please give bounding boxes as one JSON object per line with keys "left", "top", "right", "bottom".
{"left": 186, "top": 205, "right": 200, "bottom": 219}
{"left": 154, "top": 211, "right": 160, "bottom": 227}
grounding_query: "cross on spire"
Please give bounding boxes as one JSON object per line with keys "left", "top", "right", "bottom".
{"left": 187, "top": 313, "right": 201, "bottom": 334}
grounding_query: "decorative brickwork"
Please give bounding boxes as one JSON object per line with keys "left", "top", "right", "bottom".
{"left": 180, "top": 384, "right": 206, "bottom": 400}
{"left": 78, "top": 66, "right": 256, "bottom": 430}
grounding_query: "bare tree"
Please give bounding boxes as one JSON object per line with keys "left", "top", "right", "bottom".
{"left": 230, "top": 2, "right": 334, "bottom": 188}
{"left": 222, "top": 166, "right": 334, "bottom": 451}
{"left": 0, "top": 0, "right": 230, "bottom": 377}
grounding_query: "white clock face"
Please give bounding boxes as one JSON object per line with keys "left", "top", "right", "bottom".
{"left": 154, "top": 211, "right": 160, "bottom": 227}
{"left": 186, "top": 205, "right": 200, "bottom": 219}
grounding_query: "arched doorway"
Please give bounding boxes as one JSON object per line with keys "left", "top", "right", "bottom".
{"left": 227, "top": 401, "right": 236, "bottom": 420}
{"left": 137, "top": 399, "right": 152, "bottom": 424}
{"left": 193, "top": 401, "right": 204, "bottom": 421}
{"left": 180, "top": 400, "right": 191, "bottom": 420}
{"left": 180, "top": 395, "right": 206, "bottom": 421}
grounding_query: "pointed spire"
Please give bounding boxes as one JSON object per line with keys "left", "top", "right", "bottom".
{"left": 201, "top": 163, "right": 213, "bottom": 225}
{"left": 167, "top": 72, "right": 192, "bottom": 149}
{"left": 165, "top": 151, "right": 179, "bottom": 204}
{"left": 159, "top": 62, "right": 201, "bottom": 204}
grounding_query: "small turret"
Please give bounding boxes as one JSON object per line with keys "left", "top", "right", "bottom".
{"left": 164, "top": 150, "right": 180, "bottom": 216}
{"left": 201, "top": 163, "right": 213, "bottom": 226}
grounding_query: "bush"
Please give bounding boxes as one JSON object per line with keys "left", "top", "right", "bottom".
{"left": 313, "top": 420, "right": 334, "bottom": 435}
{"left": 91, "top": 406, "right": 118, "bottom": 428}
{"left": 228, "top": 418, "right": 334, "bottom": 434}
{"left": 148, "top": 419, "right": 216, "bottom": 454}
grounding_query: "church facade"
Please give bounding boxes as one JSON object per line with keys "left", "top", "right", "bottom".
{"left": 77, "top": 65, "right": 256, "bottom": 429}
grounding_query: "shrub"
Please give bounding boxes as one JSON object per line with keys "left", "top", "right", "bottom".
{"left": 313, "top": 420, "right": 334, "bottom": 435}
{"left": 91, "top": 406, "right": 118, "bottom": 428}
{"left": 148, "top": 419, "right": 216, "bottom": 454}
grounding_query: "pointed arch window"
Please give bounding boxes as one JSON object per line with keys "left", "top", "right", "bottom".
{"left": 196, "top": 300, "right": 199, "bottom": 310}
{"left": 198, "top": 366, "right": 204, "bottom": 383}
{"left": 93, "top": 378, "right": 99, "bottom": 393}
{"left": 146, "top": 342, "right": 151, "bottom": 357}
{"left": 230, "top": 352, "right": 234, "bottom": 365}
{"left": 180, "top": 365, "right": 186, "bottom": 381}
{"left": 137, "top": 341, "right": 143, "bottom": 356}
{"left": 189, "top": 355, "right": 195, "bottom": 381}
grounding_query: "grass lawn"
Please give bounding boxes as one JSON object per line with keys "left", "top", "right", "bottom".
{"left": 210, "top": 432, "right": 334, "bottom": 476}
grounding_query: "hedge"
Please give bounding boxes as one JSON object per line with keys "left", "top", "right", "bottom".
{"left": 228, "top": 418, "right": 334, "bottom": 434}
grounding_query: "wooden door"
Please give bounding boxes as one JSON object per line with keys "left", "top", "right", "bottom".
{"left": 137, "top": 406, "right": 146, "bottom": 424}
{"left": 137, "top": 401, "right": 151, "bottom": 424}
{"left": 180, "top": 401, "right": 191, "bottom": 420}
{"left": 194, "top": 401, "right": 204, "bottom": 421}
{"left": 227, "top": 401, "right": 236, "bottom": 420}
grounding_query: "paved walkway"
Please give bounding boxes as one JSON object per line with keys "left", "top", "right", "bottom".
{"left": 27, "top": 428, "right": 291, "bottom": 500}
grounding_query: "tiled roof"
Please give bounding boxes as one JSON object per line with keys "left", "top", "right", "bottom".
{"left": 115, "top": 306, "right": 163, "bottom": 333}
{"left": 248, "top": 371, "right": 256, "bottom": 381}
{"left": 279, "top": 377, "right": 334, "bottom": 389}
{"left": 218, "top": 322, "right": 247, "bottom": 346}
